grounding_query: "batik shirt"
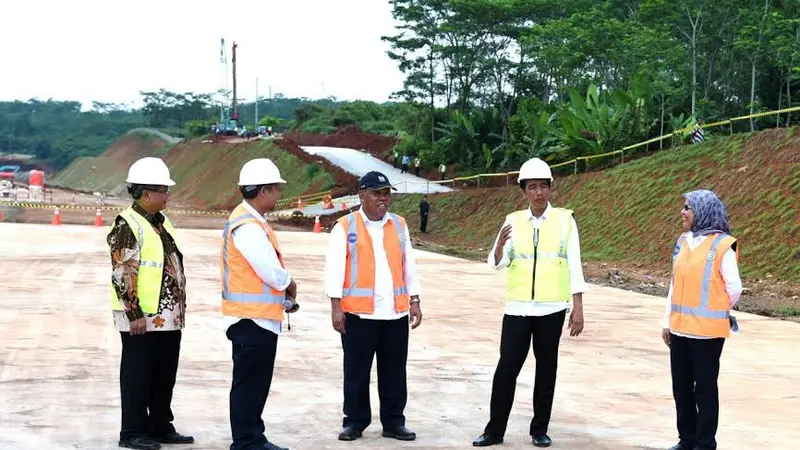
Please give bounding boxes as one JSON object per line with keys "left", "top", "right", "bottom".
{"left": 107, "top": 202, "right": 187, "bottom": 332}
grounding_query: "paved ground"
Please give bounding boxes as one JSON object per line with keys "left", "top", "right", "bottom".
{"left": 300, "top": 146, "right": 452, "bottom": 194}
{"left": 0, "top": 222, "right": 798, "bottom": 450}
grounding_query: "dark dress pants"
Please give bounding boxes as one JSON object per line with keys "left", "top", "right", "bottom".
{"left": 484, "top": 310, "right": 566, "bottom": 437}
{"left": 119, "top": 330, "right": 182, "bottom": 441}
{"left": 341, "top": 313, "right": 409, "bottom": 431}
{"left": 227, "top": 319, "right": 278, "bottom": 450}
{"left": 670, "top": 333, "right": 725, "bottom": 450}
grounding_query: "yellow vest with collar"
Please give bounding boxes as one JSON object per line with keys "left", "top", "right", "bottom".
{"left": 109, "top": 206, "right": 179, "bottom": 314}
{"left": 506, "top": 208, "right": 572, "bottom": 303}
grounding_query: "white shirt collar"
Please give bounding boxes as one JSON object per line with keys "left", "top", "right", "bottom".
{"left": 526, "top": 202, "right": 552, "bottom": 220}
{"left": 357, "top": 206, "right": 391, "bottom": 225}
{"left": 241, "top": 200, "right": 267, "bottom": 223}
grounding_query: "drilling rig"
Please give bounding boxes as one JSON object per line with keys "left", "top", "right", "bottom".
{"left": 216, "top": 38, "right": 239, "bottom": 135}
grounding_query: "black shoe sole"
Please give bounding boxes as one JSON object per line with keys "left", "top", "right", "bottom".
{"left": 118, "top": 442, "right": 161, "bottom": 450}
{"left": 382, "top": 431, "right": 416, "bottom": 441}
{"left": 473, "top": 440, "right": 503, "bottom": 447}
{"left": 338, "top": 432, "right": 362, "bottom": 441}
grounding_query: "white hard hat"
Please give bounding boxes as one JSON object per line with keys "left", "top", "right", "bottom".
{"left": 517, "top": 157, "right": 553, "bottom": 183}
{"left": 126, "top": 157, "right": 175, "bottom": 186}
{"left": 238, "top": 158, "right": 286, "bottom": 186}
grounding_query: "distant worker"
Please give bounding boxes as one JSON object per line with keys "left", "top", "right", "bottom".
{"left": 662, "top": 189, "right": 742, "bottom": 450}
{"left": 324, "top": 171, "right": 423, "bottom": 442}
{"left": 108, "top": 157, "right": 194, "bottom": 450}
{"left": 393, "top": 150, "right": 399, "bottom": 168}
{"left": 401, "top": 154, "right": 410, "bottom": 174}
{"left": 414, "top": 157, "right": 421, "bottom": 176}
{"left": 473, "top": 157, "right": 586, "bottom": 448}
{"left": 692, "top": 118, "right": 705, "bottom": 144}
{"left": 221, "top": 158, "right": 299, "bottom": 450}
{"left": 419, "top": 195, "right": 429, "bottom": 233}
{"left": 439, "top": 163, "right": 446, "bottom": 180}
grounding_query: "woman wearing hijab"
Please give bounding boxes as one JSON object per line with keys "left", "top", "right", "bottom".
{"left": 663, "top": 189, "right": 743, "bottom": 450}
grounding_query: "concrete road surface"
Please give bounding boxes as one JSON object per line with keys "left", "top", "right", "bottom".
{"left": 300, "top": 146, "right": 452, "bottom": 194}
{"left": 0, "top": 223, "right": 798, "bottom": 450}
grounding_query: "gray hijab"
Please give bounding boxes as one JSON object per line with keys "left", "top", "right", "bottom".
{"left": 683, "top": 189, "right": 731, "bottom": 236}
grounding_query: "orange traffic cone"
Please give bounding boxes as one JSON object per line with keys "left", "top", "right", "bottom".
{"left": 313, "top": 216, "right": 321, "bottom": 233}
{"left": 52, "top": 207, "right": 62, "bottom": 225}
{"left": 341, "top": 202, "right": 347, "bottom": 210}
{"left": 94, "top": 209, "right": 104, "bottom": 226}
{"left": 297, "top": 198, "right": 303, "bottom": 211}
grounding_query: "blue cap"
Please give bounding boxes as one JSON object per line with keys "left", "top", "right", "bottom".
{"left": 359, "top": 171, "right": 396, "bottom": 191}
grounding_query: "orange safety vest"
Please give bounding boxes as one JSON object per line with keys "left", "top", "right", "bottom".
{"left": 670, "top": 233, "right": 738, "bottom": 338}
{"left": 338, "top": 212, "right": 409, "bottom": 314}
{"left": 220, "top": 204, "right": 287, "bottom": 321}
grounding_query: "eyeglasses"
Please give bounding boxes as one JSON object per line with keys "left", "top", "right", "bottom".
{"left": 147, "top": 186, "right": 170, "bottom": 194}
{"left": 682, "top": 204, "right": 691, "bottom": 211}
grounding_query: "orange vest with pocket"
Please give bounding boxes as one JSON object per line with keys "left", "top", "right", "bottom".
{"left": 220, "top": 204, "right": 286, "bottom": 321}
{"left": 338, "top": 212, "right": 409, "bottom": 314}
{"left": 670, "top": 233, "right": 738, "bottom": 338}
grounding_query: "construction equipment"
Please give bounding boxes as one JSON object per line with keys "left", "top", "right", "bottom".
{"left": 214, "top": 39, "right": 239, "bottom": 136}
{"left": 0, "top": 165, "right": 20, "bottom": 180}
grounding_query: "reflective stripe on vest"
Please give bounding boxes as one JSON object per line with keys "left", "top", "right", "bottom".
{"left": 671, "top": 233, "right": 730, "bottom": 320}
{"left": 109, "top": 207, "right": 178, "bottom": 314}
{"left": 221, "top": 205, "right": 286, "bottom": 320}
{"left": 342, "top": 212, "right": 408, "bottom": 299}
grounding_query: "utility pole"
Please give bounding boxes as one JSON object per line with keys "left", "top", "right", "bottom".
{"left": 255, "top": 77, "right": 259, "bottom": 127}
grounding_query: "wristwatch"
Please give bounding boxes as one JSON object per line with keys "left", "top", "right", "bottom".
{"left": 410, "top": 297, "right": 421, "bottom": 304}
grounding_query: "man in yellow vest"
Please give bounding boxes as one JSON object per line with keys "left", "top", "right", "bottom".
{"left": 220, "top": 158, "right": 299, "bottom": 450}
{"left": 324, "top": 171, "right": 423, "bottom": 442}
{"left": 108, "top": 157, "right": 194, "bottom": 450}
{"left": 472, "top": 157, "right": 587, "bottom": 448}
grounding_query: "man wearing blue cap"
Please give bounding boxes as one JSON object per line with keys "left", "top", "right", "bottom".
{"left": 323, "top": 171, "right": 424, "bottom": 442}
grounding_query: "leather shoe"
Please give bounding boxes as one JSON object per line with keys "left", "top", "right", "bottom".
{"left": 153, "top": 432, "right": 194, "bottom": 444}
{"left": 338, "top": 427, "right": 362, "bottom": 441}
{"left": 382, "top": 426, "right": 416, "bottom": 441}
{"left": 472, "top": 433, "right": 503, "bottom": 446}
{"left": 532, "top": 435, "right": 552, "bottom": 447}
{"left": 667, "top": 444, "right": 693, "bottom": 450}
{"left": 119, "top": 436, "right": 161, "bottom": 450}
{"left": 263, "top": 440, "right": 289, "bottom": 450}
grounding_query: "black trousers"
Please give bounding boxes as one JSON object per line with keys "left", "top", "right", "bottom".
{"left": 670, "top": 333, "right": 725, "bottom": 450}
{"left": 119, "top": 330, "right": 182, "bottom": 441}
{"left": 420, "top": 214, "right": 428, "bottom": 233}
{"left": 227, "top": 319, "right": 278, "bottom": 450}
{"left": 484, "top": 310, "right": 566, "bottom": 437}
{"left": 341, "top": 313, "right": 409, "bottom": 431}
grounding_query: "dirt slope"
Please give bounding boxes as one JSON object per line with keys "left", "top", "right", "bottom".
{"left": 51, "top": 134, "right": 357, "bottom": 210}
{"left": 391, "top": 127, "right": 800, "bottom": 316}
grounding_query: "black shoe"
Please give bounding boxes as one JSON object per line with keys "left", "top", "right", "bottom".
{"left": 667, "top": 444, "right": 693, "bottom": 450}
{"left": 119, "top": 437, "right": 161, "bottom": 450}
{"left": 472, "top": 433, "right": 503, "bottom": 446}
{"left": 532, "top": 435, "right": 552, "bottom": 447}
{"left": 382, "top": 426, "right": 416, "bottom": 441}
{"left": 338, "top": 427, "right": 363, "bottom": 441}
{"left": 264, "top": 440, "right": 289, "bottom": 450}
{"left": 153, "top": 432, "right": 194, "bottom": 444}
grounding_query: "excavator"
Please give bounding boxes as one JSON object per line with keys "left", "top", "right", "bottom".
{"left": 0, "top": 165, "right": 20, "bottom": 180}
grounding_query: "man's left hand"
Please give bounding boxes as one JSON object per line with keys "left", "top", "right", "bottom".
{"left": 409, "top": 302, "right": 423, "bottom": 329}
{"left": 286, "top": 297, "right": 300, "bottom": 313}
{"left": 568, "top": 307, "right": 584, "bottom": 337}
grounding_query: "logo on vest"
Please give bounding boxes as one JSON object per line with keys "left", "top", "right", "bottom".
{"left": 347, "top": 232, "right": 358, "bottom": 243}
{"left": 707, "top": 251, "right": 716, "bottom": 261}
{"left": 398, "top": 232, "right": 406, "bottom": 242}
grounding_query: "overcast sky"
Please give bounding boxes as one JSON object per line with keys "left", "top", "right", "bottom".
{"left": 1, "top": 0, "right": 406, "bottom": 110}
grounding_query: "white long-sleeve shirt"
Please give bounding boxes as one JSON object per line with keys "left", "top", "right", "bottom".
{"left": 663, "top": 232, "right": 743, "bottom": 339}
{"left": 488, "top": 203, "right": 588, "bottom": 317}
{"left": 324, "top": 208, "right": 421, "bottom": 320}
{"left": 222, "top": 201, "right": 292, "bottom": 336}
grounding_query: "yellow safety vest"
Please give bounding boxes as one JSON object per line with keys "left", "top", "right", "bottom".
{"left": 109, "top": 206, "right": 179, "bottom": 314}
{"left": 506, "top": 208, "right": 572, "bottom": 303}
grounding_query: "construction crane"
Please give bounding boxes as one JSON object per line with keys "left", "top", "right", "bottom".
{"left": 215, "top": 38, "right": 239, "bottom": 135}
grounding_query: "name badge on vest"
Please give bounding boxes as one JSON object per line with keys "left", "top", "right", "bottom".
{"left": 347, "top": 232, "right": 358, "bottom": 243}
